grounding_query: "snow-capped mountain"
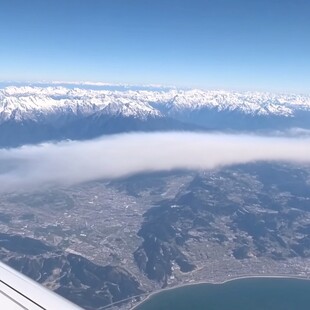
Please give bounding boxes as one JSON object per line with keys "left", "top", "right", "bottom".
{"left": 0, "top": 85, "right": 310, "bottom": 147}
{"left": 2, "top": 86, "right": 310, "bottom": 122}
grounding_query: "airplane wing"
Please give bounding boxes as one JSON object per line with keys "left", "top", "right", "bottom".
{"left": 0, "top": 261, "right": 83, "bottom": 309}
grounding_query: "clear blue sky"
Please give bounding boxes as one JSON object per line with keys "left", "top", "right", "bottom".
{"left": 0, "top": 0, "right": 309, "bottom": 92}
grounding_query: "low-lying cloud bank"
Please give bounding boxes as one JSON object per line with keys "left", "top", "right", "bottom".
{"left": 272, "top": 127, "right": 310, "bottom": 137}
{"left": 0, "top": 132, "right": 310, "bottom": 193}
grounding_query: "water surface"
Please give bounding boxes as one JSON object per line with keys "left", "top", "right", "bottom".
{"left": 134, "top": 277, "right": 310, "bottom": 310}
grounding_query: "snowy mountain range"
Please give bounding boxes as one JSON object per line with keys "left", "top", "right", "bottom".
{"left": 1, "top": 85, "right": 310, "bottom": 147}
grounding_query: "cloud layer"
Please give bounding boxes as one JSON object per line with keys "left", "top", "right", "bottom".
{"left": 0, "top": 132, "right": 310, "bottom": 193}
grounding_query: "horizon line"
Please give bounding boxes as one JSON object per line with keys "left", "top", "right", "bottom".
{"left": 0, "top": 80, "right": 310, "bottom": 96}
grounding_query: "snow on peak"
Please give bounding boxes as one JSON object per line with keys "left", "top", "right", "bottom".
{"left": 98, "top": 100, "right": 161, "bottom": 119}
{"left": 0, "top": 86, "right": 310, "bottom": 123}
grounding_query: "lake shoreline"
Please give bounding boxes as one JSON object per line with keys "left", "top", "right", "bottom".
{"left": 131, "top": 274, "right": 310, "bottom": 310}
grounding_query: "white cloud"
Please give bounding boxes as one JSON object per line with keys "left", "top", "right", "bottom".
{"left": 0, "top": 132, "right": 310, "bottom": 193}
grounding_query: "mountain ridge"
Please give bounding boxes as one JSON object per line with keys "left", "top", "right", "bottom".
{"left": 2, "top": 86, "right": 310, "bottom": 121}
{"left": 1, "top": 85, "right": 310, "bottom": 147}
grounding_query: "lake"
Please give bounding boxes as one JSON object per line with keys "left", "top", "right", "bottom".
{"left": 134, "top": 277, "right": 310, "bottom": 310}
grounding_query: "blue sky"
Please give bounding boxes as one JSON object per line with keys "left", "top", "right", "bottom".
{"left": 0, "top": 0, "right": 309, "bottom": 92}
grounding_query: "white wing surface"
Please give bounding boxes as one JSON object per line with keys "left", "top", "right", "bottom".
{"left": 0, "top": 262, "right": 83, "bottom": 309}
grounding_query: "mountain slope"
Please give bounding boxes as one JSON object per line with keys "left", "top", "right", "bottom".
{"left": 0, "top": 232, "right": 143, "bottom": 310}
{"left": 1, "top": 85, "right": 310, "bottom": 147}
